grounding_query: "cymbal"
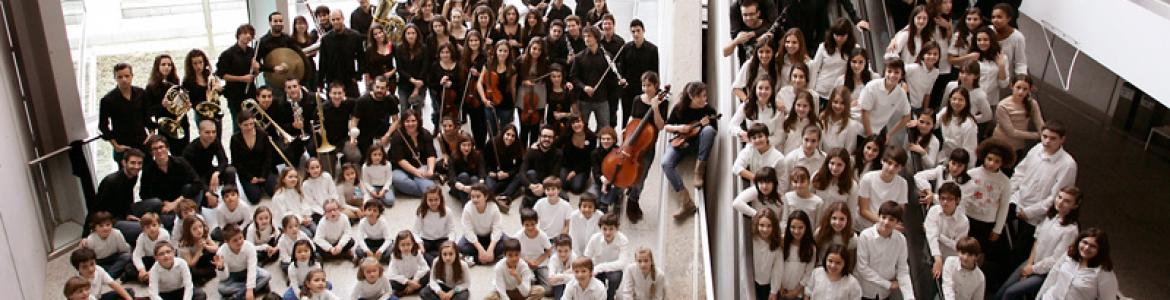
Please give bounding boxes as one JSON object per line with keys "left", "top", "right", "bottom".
{"left": 263, "top": 48, "right": 305, "bottom": 87}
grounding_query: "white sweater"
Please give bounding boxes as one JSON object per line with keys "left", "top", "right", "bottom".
{"left": 214, "top": 241, "right": 259, "bottom": 288}
{"left": 133, "top": 229, "right": 172, "bottom": 269}
{"left": 619, "top": 263, "right": 666, "bottom": 300}
{"left": 803, "top": 268, "right": 862, "bottom": 300}
{"left": 302, "top": 174, "right": 339, "bottom": 215}
{"left": 313, "top": 216, "right": 353, "bottom": 249}
{"left": 563, "top": 277, "right": 608, "bottom": 300}
{"left": 214, "top": 201, "right": 253, "bottom": 230}
{"left": 855, "top": 225, "right": 914, "bottom": 299}
{"left": 750, "top": 239, "right": 783, "bottom": 294}
{"left": 584, "top": 231, "right": 630, "bottom": 273}
{"left": 1037, "top": 255, "right": 1118, "bottom": 300}
{"left": 387, "top": 252, "right": 430, "bottom": 283}
{"left": 354, "top": 218, "right": 394, "bottom": 253}
{"left": 277, "top": 233, "right": 310, "bottom": 263}
{"left": 148, "top": 258, "right": 193, "bottom": 300}
{"left": 462, "top": 202, "right": 503, "bottom": 241}
{"left": 86, "top": 229, "right": 131, "bottom": 259}
{"left": 924, "top": 205, "right": 970, "bottom": 258}
{"left": 272, "top": 189, "right": 313, "bottom": 220}
{"left": 942, "top": 256, "right": 985, "bottom": 300}
{"left": 1031, "top": 216, "right": 1079, "bottom": 274}
{"left": 245, "top": 222, "right": 280, "bottom": 251}
{"left": 414, "top": 209, "right": 455, "bottom": 242}
{"left": 998, "top": 28, "right": 1028, "bottom": 76}
{"left": 349, "top": 276, "right": 393, "bottom": 300}
{"left": 569, "top": 210, "right": 602, "bottom": 257}
{"left": 965, "top": 167, "right": 1012, "bottom": 233}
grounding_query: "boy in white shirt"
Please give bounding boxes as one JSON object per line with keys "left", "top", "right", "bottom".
{"left": 584, "top": 214, "right": 629, "bottom": 299}
{"left": 857, "top": 147, "right": 908, "bottom": 229}
{"left": 128, "top": 213, "right": 172, "bottom": 284}
{"left": 569, "top": 195, "right": 604, "bottom": 257}
{"left": 213, "top": 224, "right": 271, "bottom": 300}
{"left": 732, "top": 124, "right": 786, "bottom": 182}
{"left": 486, "top": 239, "right": 546, "bottom": 300}
{"left": 533, "top": 177, "right": 574, "bottom": 237}
{"left": 926, "top": 183, "right": 971, "bottom": 278}
{"left": 148, "top": 242, "right": 206, "bottom": 300}
{"left": 942, "top": 237, "right": 986, "bottom": 300}
{"left": 855, "top": 201, "right": 915, "bottom": 300}
{"left": 516, "top": 209, "right": 553, "bottom": 287}
{"left": 70, "top": 247, "right": 135, "bottom": 300}
{"left": 353, "top": 201, "right": 395, "bottom": 264}
{"left": 548, "top": 235, "right": 577, "bottom": 299}
{"left": 212, "top": 186, "right": 252, "bottom": 240}
{"left": 1010, "top": 122, "right": 1077, "bottom": 259}
{"left": 80, "top": 211, "right": 133, "bottom": 280}
{"left": 859, "top": 60, "right": 912, "bottom": 140}
{"left": 564, "top": 257, "right": 608, "bottom": 299}
{"left": 313, "top": 200, "right": 355, "bottom": 260}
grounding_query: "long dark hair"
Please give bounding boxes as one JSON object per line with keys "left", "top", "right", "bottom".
{"left": 782, "top": 210, "right": 816, "bottom": 262}
{"left": 972, "top": 27, "right": 1001, "bottom": 62}
{"left": 1047, "top": 186, "right": 1082, "bottom": 226}
{"left": 814, "top": 202, "right": 854, "bottom": 250}
{"left": 843, "top": 48, "right": 872, "bottom": 92}
{"left": 1068, "top": 228, "right": 1112, "bottom": 271}
{"left": 401, "top": 24, "right": 426, "bottom": 58}
{"left": 820, "top": 87, "right": 852, "bottom": 132}
{"left": 182, "top": 49, "right": 210, "bottom": 85}
{"left": 944, "top": 149, "right": 973, "bottom": 184}
{"left": 812, "top": 148, "right": 854, "bottom": 193}
{"left": 746, "top": 35, "right": 778, "bottom": 90}
{"left": 824, "top": 18, "right": 857, "bottom": 57}
{"left": 941, "top": 87, "right": 973, "bottom": 125}
{"left": 432, "top": 241, "right": 466, "bottom": 284}
{"left": 752, "top": 207, "right": 782, "bottom": 250}
{"left": 782, "top": 89, "right": 820, "bottom": 132}
{"left": 149, "top": 54, "right": 180, "bottom": 88}
{"left": 903, "top": 5, "right": 937, "bottom": 55}
{"left": 908, "top": 108, "right": 936, "bottom": 150}
{"left": 672, "top": 81, "right": 709, "bottom": 117}
{"left": 744, "top": 75, "right": 776, "bottom": 121}
{"left": 452, "top": 133, "right": 481, "bottom": 169}
{"left": 953, "top": 7, "right": 983, "bottom": 51}
{"left": 754, "top": 167, "right": 782, "bottom": 207}
{"left": 854, "top": 135, "right": 885, "bottom": 177}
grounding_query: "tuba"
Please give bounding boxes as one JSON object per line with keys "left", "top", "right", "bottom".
{"left": 157, "top": 85, "right": 191, "bottom": 139}
{"left": 373, "top": 0, "right": 407, "bottom": 43}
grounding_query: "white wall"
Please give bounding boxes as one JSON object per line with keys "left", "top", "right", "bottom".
{"left": 0, "top": 12, "right": 49, "bottom": 300}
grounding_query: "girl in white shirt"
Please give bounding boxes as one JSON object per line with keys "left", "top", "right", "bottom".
{"left": 819, "top": 88, "right": 863, "bottom": 153}
{"left": 244, "top": 207, "right": 280, "bottom": 265}
{"left": 996, "top": 187, "right": 1082, "bottom": 299}
{"left": 776, "top": 64, "right": 820, "bottom": 115}
{"left": 1037, "top": 228, "right": 1118, "bottom": 300}
{"left": 905, "top": 108, "right": 941, "bottom": 169}
{"left": 809, "top": 20, "right": 856, "bottom": 99}
{"left": 779, "top": 210, "right": 816, "bottom": 299}
{"left": 421, "top": 241, "right": 472, "bottom": 300}
{"left": 620, "top": 247, "right": 665, "bottom": 300}
{"left": 277, "top": 215, "right": 311, "bottom": 272}
{"left": 458, "top": 184, "right": 506, "bottom": 265}
{"left": 942, "top": 237, "right": 986, "bottom": 300}
{"left": 811, "top": 149, "right": 858, "bottom": 224}
{"left": 946, "top": 62, "right": 994, "bottom": 136}
{"left": 776, "top": 28, "right": 811, "bottom": 89}
{"left": 804, "top": 244, "right": 862, "bottom": 299}
{"left": 732, "top": 166, "right": 784, "bottom": 219}
{"left": 351, "top": 258, "right": 394, "bottom": 300}
{"left": 784, "top": 167, "right": 824, "bottom": 227}
{"left": 937, "top": 87, "right": 980, "bottom": 166}
{"left": 388, "top": 230, "right": 431, "bottom": 296}
{"left": 947, "top": 8, "right": 986, "bottom": 73}
{"left": 838, "top": 49, "right": 873, "bottom": 111}
{"left": 732, "top": 35, "right": 778, "bottom": 103}
{"left": 354, "top": 201, "right": 394, "bottom": 264}
{"left": 749, "top": 207, "right": 783, "bottom": 300}
{"left": 415, "top": 186, "right": 457, "bottom": 264}
{"left": 148, "top": 242, "right": 205, "bottom": 300}
{"left": 362, "top": 145, "right": 396, "bottom": 207}
{"left": 991, "top": 4, "right": 1028, "bottom": 78}
{"left": 903, "top": 42, "right": 942, "bottom": 110}
{"left": 914, "top": 149, "right": 975, "bottom": 206}
{"left": 965, "top": 140, "right": 1014, "bottom": 259}
{"left": 299, "top": 269, "right": 340, "bottom": 300}
{"left": 970, "top": 27, "right": 1008, "bottom": 105}
{"left": 335, "top": 164, "right": 363, "bottom": 208}
{"left": 852, "top": 136, "right": 885, "bottom": 179}
{"left": 813, "top": 202, "right": 857, "bottom": 264}
{"left": 885, "top": 5, "right": 942, "bottom": 67}
{"left": 272, "top": 168, "right": 316, "bottom": 235}
{"left": 730, "top": 76, "right": 782, "bottom": 145}
{"left": 777, "top": 89, "right": 820, "bottom": 154}
{"left": 303, "top": 158, "right": 358, "bottom": 220}
{"left": 283, "top": 240, "right": 321, "bottom": 299}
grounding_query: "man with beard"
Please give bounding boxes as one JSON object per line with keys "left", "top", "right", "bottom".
{"left": 349, "top": 76, "right": 400, "bottom": 153}
{"left": 319, "top": 10, "right": 364, "bottom": 97}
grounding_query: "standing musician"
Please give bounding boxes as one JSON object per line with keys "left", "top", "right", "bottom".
{"left": 517, "top": 37, "right": 551, "bottom": 146}
{"left": 478, "top": 40, "right": 518, "bottom": 135}
{"left": 597, "top": 14, "right": 625, "bottom": 128}
{"left": 544, "top": 0, "right": 573, "bottom": 24}
{"left": 310, "top": 6, "right": 334, "bottom": 41}
{"left": 394, "top": 24, "right": 430, "bottom": 112}
{"left": 363, "top": 24, "right": 396, "bottom": 93}
{"left": 462, "top": 29, "right": 491, "bottom": 148}
{"left": 350, "top": 0, "right": 376, "bottom": 36}
{"left": 409, "top": 0, "right": 438, "bottom": 37}
{"left": 564, "top": 16, "right": 586, "bottom": 56}
{"left": 319, "top": 9, "right": 364, "bottom": 97}
{"left": 569, "top": 25, "right": 609, "bottom": 128}
{"left": 546, "top": 20, "right": 571, "bottom": 67}
{"left": 257, "top": 11, "right": 309, "bottom": 96}
{"left": 604, "top": 71, "right": 667, "bottom": 222}
{"left": 491, "top": 5, "right": 524, "bottom": 54}
{"left": 144, "top": 54, "right": 184, "bottom": 153}
{"left": 216, "top": 24, "right": 259, "bottom": 126}
{"left": 617, "top": 19, "right": 660, "bottom": 127}
{"left": 583, "top": 0, "right": 609, "bottom": 25}
{"left": 181, "top": 49, "right": 220, "bottom": 132}
{"left": 99, "top": 62, "right": 150, "bottom": 163}
{"left": 544, "top": 64, "right": 577, "bottom": 131}
{"left": 660, "top": 81, "right": 718, "bottom": 220}
{"left": 520, "top": 10, "right": 546, "bottom": 46}
{"left": 350, "top": 76, "right": 400, "bottom": 155}
{"left": 428, "top": 43, "right": 464, "bottom": 130}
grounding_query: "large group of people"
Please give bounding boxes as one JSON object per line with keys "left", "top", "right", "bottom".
{"left": 724, "top": 0, "right": 1116, "bottom": 299}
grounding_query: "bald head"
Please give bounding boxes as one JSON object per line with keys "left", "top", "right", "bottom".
{"left": 198, "top": 120, "right": 218, "bottom": 144}
{"left": 330, "top": 10, "right": 345, "bottom": 31}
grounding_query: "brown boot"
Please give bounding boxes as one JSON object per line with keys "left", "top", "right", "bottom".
{"left": 693, "top": 160, "right": 707, "bottom": 187}
{"left": 673, "top": 190, "right": 697, "bottom": 220}
{"left": 496, "top": 196, "right": 511, "bottom": 213}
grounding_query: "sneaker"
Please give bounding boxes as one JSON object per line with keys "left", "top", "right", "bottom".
{"left": 463, "top": 254, "right": 477, "bottom": 266}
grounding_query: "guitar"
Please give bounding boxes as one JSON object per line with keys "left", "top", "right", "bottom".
{"left": 669, "top": 113, "right": 722, "bottom": 148}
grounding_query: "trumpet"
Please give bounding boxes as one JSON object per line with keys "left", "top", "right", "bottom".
{"left": 157, "top": 85, "right": 191, "bottom": 139}
{"left": 241, "top": 98, "right": 295, "bottom": 144}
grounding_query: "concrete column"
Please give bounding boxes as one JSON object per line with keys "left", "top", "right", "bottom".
{"left": 247, "top": 0, "right": 293, "bottom": 36}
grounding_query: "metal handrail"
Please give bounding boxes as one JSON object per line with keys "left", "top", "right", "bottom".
{"left": 27, "top": 135, "right": 101, "bottom": 166}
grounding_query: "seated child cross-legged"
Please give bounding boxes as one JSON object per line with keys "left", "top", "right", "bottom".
{"left": 148, "top": 242, "right": 208, "bottom": 300}
{"left": 421, "top": 241, "right": 472, "bottom": 300}
{"left": 353, "top": 201, "right": 395, "bottom": 264}
{"left": 127, "top": 212, "right": 171, "bottom": 284}
{"left": 213, "top": 224, "right": 272, "bottom": 299}
{"left": 458, "top": 183, "right": 508, "bottom": 266}
{"left": 515, "top": 208, "right": 554, "bottom": 288}
{"left": 388, "top": 230, "right": 431, "bottom": 296}
{"left": 584, "top": 213, "right": 630, "bottom": 300}
{"left": 80, "top": 211, "right": 132, "bottom": 280}
{"left": 564, "top": 257, "right": 608, "bottom": 299}
{"left": 486, "top": 239, "right": 546, "bottom": 300}
{"left": 70, "top": 247, "right": 135, "bottom": 300}
{"left": 313, "top": 199, "right": 355, "bottom": 261}
{"left": 619, "top": 247, "right": 666, "bottom": 300}
{"left": 350, "top": 258, "right": 395, "bottom": 300}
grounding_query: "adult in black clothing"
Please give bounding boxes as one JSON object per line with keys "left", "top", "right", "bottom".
{"left": 616, "top": 19, "right": 660, "bottom": 127}
{"left": 448, "top": 132, "right": 487, "bottom": 201}
{"left": 388, "top": 109, "right": 438, "bottom": 197}
{"left": 230, "top": 111, "right": 276, "bottom": 204}
{"left": 544, "top": 0, "right": 572, "bottom": 24}
{"left": 351, "top": 0, "right": 376, "bottom": 36}
{"left": 544, "top": 64, "right": 577, "bottom": 132}
{"left": 350, "top": 76, "right": 401, "bottom": 154}
{"left": 140, "top": 136, "right": 206, "bottom": 230}
{"left": 319, "top": 10, "right": 365, "bottom": 97}
{"left": 99, "top": 62, "right": 150, "bottom": 162}
{"left": 323, "top": 83, "right": 360, "bottom": 166}
{"left": 565, "top": 16, "right": 586, "bottom": 56}
{"left": 546, "top": 20, "right": 571, "bottom": 67}
{"left": 520, "top": 10, "right": 546, "bottom": 47}
{"left": 254, "top": 87, "right": 299, "bottom": 170}
{"left": 428, "top": 43, "right": 464, "bottom": 129}
{"left": 764, "top": 0, "right": 830, "bottom": 53}
{"left": 181, "top": 120, "right": 233, "bottom": 201}
{"left": 570, "top": 25, "right": 610, "bottom": 128}
{"left": 604, "top": 72, "right": 668, "bottom": 222}
{"left": 557, "top": 116, "right": 596, "bottom": 194}
{"left": 394, "top": 24, "right": 431, "bottom": 111}
{"left": 490, "top": 5, "right": 524, "bottom": 55}
{"left": 520, "top": 125, "right": 563, "bottom": 190}
{"left": 575, "top": 0, "right": 597, "bottom": 21}
{"left": 216, "top": 24, "right": 259, "bottom": 126}
{"left": 281, "top": 79, "right": 315, "bottom": 167}
{"left": 363, "top": 24, "right": 397, "bottom": 92}
{"left": 309, "top": 5, "right": 334, "bottom": 42}
{"left": 462, "top": 30, "right": 491, "bottom": 149}
{"left": 181, "top": 49, "right": 221, "bottom": 133}
{"left": 144, "top": 54, "right": 186, "bottom": 153}
{"left": 408, "top": 0, "right": 437, "bottom": 38}
{"left": 257, "top": 12, "right": 312, "bottom": 95}
{"left": 88, "top": 149, "right": 151, "bottom": 243}
{"left": 660, "top": 81, "right": 718, "bottom": 220}
{"left": 484, "top": 125, "right": 525, "bottom": 199}
{"left": 517, "top": 37, "right": 551, "bottom": 147}
{"left": 726, "top": 0, "right": 774, "bottom": 65}
{"left": 583, "top": 0, "right": 609, "bottom": 25}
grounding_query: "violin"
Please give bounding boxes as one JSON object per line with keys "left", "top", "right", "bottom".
{"left": 480, "top": 66, "right": 505, "bottom": 107}
{"left": 462, "top": 66, "right": 482, "bottom": 109}
{"left": 669, "top": 113, "right": 722, "bottom": 148}
{"left": 601, "top": 84, "right": 672, "bottom": 189}
{"left": 520, "top": 73, "right": 551, "bottom": 126}
{"left": 441, "top": 85, "right": 460, "bottom": 121}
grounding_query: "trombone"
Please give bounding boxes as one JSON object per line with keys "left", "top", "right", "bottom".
{"left": 309, "top": 88, "right": 336, "bottom": 153}
{"left": 241, "top": 98, "right": 295, "bottom": 144}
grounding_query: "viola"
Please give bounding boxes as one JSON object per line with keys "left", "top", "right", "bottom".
{"left": 463, "top": 67, "right": 482, "bottom": 108}
{"left": 669, "top": 113, "right": 722, "bottom": 148}
{"left": 601, "top": 84, "right": 671, "bottom": 189}
{"left": 520, "top": 73, "right": 551, "bottom": 126}
{"left": 481, "top": 66, "right": 505, "bottom": 107}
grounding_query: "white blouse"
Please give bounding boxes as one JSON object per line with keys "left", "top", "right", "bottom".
{"left": 619, "top": 263, "right": 666, "bottom": 300}
{"left": 809, "top": 43, "right": 851, "bottom": 96}
{"left": 778, "top": 244, "right": 816, "bottom": 290}
{"left": 942, "top": 256, "right": 985, "bottom": 300}
{"left": 783, "top": 191, "right": 824, "bottom": 228}
{"left": 1031, "top": 216, "right": 1079, "bottom": 274}
{"left": 935, "top": 112, "right": 979, "bottom": 166}
{"left": 730, "top": 101, "right": 784, "bottom": 147}
{"left": 776, "top": 118, "right": 815, "bottom": 155}
{"left": 414, "top": 209, "right": 456, "bottom": 241}
{"left": 803, "top": 268, "right": 862, "bottom": 300}
{"left": 751, "top": 239, "right": 783, "bottom": 294}
{"left": 820, "top": 118, "right": 863, "bottom": 153}
{"left": 1038, "top": 255, "right": 1119, "bottom": 300}
{"left": 904, "top": 63, "right": 940, "bottom": 109}
{"left": 942, "top": 82, "right": 993, "bottom": 124}
{"left": 301, "top": 173, "right": 339, "bottom": 215}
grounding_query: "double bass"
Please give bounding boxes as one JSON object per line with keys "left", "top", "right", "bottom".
{"left": 601, "top": 84, "right": 671, "bottom": 188}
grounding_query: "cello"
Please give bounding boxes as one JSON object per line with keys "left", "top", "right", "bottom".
{"left": 520, "top": 73, "right": 552, "bottom": 127}
{"left": 440, "top": 72, "right": 461, "bottom": 122}
{"left": 601, "top": 84, "right": 671, "bottom": 189}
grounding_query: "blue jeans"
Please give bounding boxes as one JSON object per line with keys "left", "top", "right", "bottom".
{"left": 457, "top": 234, "right": 508, "bottom": 265}
{"left": 218, "top": 269, "right": 271, "bottom": 299}
{"left": 450, "top": 173, "right": 479, "bottom": 201}
{"left": 578, "top": 100, "right": 610, "bottom": 128}
{"left": 995, "top": 262, "right": 1048, "bottom": 300}
{"left": 661, "top": 126, "right": 716, "bottom": 192}
{"left": 368, "top": 184, "right": 397, "bottom": 207}
{"left": 392, "top": 169, "right": 436, "bottom": 197}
